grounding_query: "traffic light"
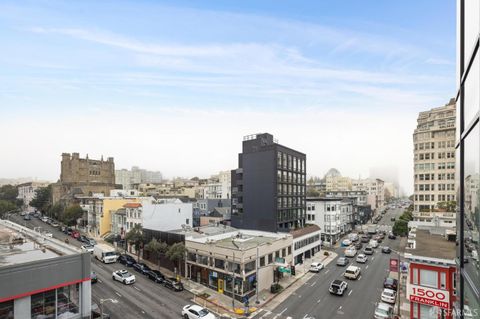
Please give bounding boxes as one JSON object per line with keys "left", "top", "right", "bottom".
{"left": 290, "top": 265, "right": 295, "bottom": 276}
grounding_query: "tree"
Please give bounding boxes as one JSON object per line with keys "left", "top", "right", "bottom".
{"left": 0, "top": 200, "right": 17, "bottom": 218}
{"left": 392, "top": 219, "right": 408, "bottom": 236}
{"left": 125, "top": 224, "right": 144, "bottom": 262}
{"left": 145, "top": 238, "right": 168, "bottom": 269}
{"left": 30, "top": 185, "right": 52, "bottom": 213}
{"left": 49, "top": 203, "right": 64, "bottom": 220}
{"left": 0, "top": 185, "right": 19, "bottom": 203}
{"left": 166, "top": 242, "right": 187, "bottom": 277}
{"left": 61, "top": 204, "right": 83, "bottom": 226}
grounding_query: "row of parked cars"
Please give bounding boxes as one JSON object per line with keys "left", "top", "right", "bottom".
{"left": 115, "top": 254, "right": 184, "bottom": 291}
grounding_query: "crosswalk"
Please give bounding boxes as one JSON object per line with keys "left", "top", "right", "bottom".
{"left": 248, "top": 309, "right": 316, "bottom": 319}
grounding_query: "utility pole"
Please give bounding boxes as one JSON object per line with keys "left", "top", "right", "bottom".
{"left": 397, "top": 254, "right": 401, "bottom": 316}
{"left": 255, "top": 245, "right": 259, "bottom": 304}
{"left": 232, "top": 250, "right": 235, "bottom": 310}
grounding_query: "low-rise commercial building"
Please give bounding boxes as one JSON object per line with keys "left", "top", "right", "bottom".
{"left": 0, "top": 220, "right": 91, "bottom": 319}
{"left": 184, "top": 226, "right": 293, "bottom": 301}
{"left": 143, "top": 198, "right": 193, "bottom": 231}
{"left": 290, "top": 224, "right": 321, "bottom": 265}
{"left": 405, "top": 228, "right": 456, "bottom": 319}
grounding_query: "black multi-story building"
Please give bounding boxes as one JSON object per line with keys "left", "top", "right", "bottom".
{"left": 455, "top": 1, "right": 480, "bottom": 317}
{"left": 231, "top": 133, "right": 306, "bottom": 232}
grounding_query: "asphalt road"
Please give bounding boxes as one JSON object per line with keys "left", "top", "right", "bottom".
{"left": 9, "top": 214, "right": 193, "bottom": 319}
{"left": 252, "top": 206, "right": 405, "bottom": 319}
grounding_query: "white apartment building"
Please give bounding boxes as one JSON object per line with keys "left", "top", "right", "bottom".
{"left": 204, "top": 170, "right": 231, "bottom": 199}
{"left": 16, "top": 181, "right": 50, "bottom": 212}
{"left": 115, "top": 166, "right": 163, "bottom": 190}
{"left": 413, "top": 99, "right": 456, "bottom": 214}
{"left": 306, "top": 198, "right": 353, "bottom": 245}
{"left": 351, "top": 178, "right": 385, "bottom": 209}
{"left": 142, "top": 198, "right": 193, "bottom": 231}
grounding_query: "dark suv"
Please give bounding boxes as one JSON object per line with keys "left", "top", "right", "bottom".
{"left": 118, "top": 254, "right": 136, "bottom": 267}
{"left": 163, "top": 277, "right": 184, "bottom": 291}
{"left": 146, "top": 270, "right": 165, "bottom": 283}
{"left": 383, "top": 277, "right": 398, "bottom": 291}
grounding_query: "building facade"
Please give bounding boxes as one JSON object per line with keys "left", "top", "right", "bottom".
{"left": 204, "top": 171, "right": 231, "bottom": 199}
{"left": 351, "top": 178, "right": 385, "bottom": 210}
{"left": 455, "top": 1, "right": 480, "bottom": 317}
{"left": 142, "top": 198, "right": 193, "bottom": 231}
{"left": 0, "top": 220, "right": 91, "bottom": 319}
{"left": 16, "top": 181, "right": 50, "bottom": 212}
{"left": 52, "top": 153, "right": 117, "bottom": 205}
{"left": 290, "top": 224, "right": 321, "bottom": 265}
{"left": 115, "top": 166, "right": 163, "bottom": 190}
{"left": 413, "top": 100, "right": 456, "bottom": 214}
{"left": 231, "top": 133, "right": 306, "bottom": 232}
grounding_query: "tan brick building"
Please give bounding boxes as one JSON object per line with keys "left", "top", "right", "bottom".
{"left": 52, "top": 153, "right": 117, "bottom": 205}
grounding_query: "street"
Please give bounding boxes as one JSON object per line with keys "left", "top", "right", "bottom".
{"left": 251, "top": 207, "right": 405, "bottom": 319}
{"left": 9, "top": 214, "right": 194, "bottom": 319}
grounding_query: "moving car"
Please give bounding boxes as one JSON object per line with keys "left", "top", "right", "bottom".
{"left": 112, "top": 269, "right": 136, "bottom": 285}
{"left": 383, "top": 277, "right": 398, "bottom": 291}
{"left": 360, "top": 236, "right": 370, "bottom": 243}
{"left": 81, "top": 244, "right": 95, "bottom": 253}
{"left": 118, "top": 254, "right": 136, "bottom": 267}
{"left": 369, "top": 240, "right": 379, "bottom": 248}
{"left": 374, "top": 302, "right": 394, "bottom": 319}
{"left": 310, "top": 262, "right": 324, "bottom": 273}
{"left": 382, "top": 247, "right": 392, "bottom": 254}
{"left": 356, "top": 253, "right": 368, "bottom": 263}
{"left": 146, "top": 270, "right": 165, "bottom": 283}
{"left": 381, "top": 288, "right": 396, "bottom": 304}
{"left": 344, "top": 246, "right": 357, "bottom": 257}
{"left": 23, "top": 214, "right": 31, "bottom": 220}
{"left": 329, "top": 279, "right": 348, "bottom": 296}
{"left": 354, "top": 242, "right": 363, "bottom": 250}
{"left": 336, "top": 257, "right": 349, "bottom": 266}
{"left": 390, "top": 217, "right": 396, "bottom": 222}
{"left": 164, "top": 277, "right": 184, "bottom": 291}
{"left": 364, "top": 246, "right": 374, "bottom": 255}
{"left": 182, "top": 305, "right": 216, "bottom": 319}
{"left": 341, "top": 239, "right": 352, "bottom": 247}
{"left": 388, "top": 233, "right": 396, "bottom": 240}
{"left": 133, "top": 262, "right": 151, "bottom": 275}
{"left": 343, "top": 265, "right": 361, "bottom": 280}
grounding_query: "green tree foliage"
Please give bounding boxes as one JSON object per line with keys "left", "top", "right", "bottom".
{"left": 437, "top": 201, "right": 457, "bottom": 212}
{"left": 125, "top": 224, "right": 144, "bottom": 262}
{"left": 61, "top": 204, "right": 84, "bottom": 226}
{"left": 392, "top": 219, "right": 409, "bottom": 236}
{"left": 0, "top": 184, "right": 19, "bottom": 203}
{"left": 0, "top": 200, "right": 18, "bottom": 218}
{"left": 50, "top": 203, "right": 64, "bottom": 220}
{"left": 145, "top": 238, "right": 168, "bottom": 268}
{"left": 166, "top": 242, "right": 187, "bottom": 276}
{"left": 29, "top": 185, "right": 52, "bottom": 213}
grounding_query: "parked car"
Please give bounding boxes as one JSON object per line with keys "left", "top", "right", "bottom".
{"left": 71, "top": 230, "right": 80, "bottom": 239}
{"left": 383, "top": 277, "right": 398, "bottom": 291}
{"left": 310, "top": 262, "right": 324, "bottom": 273}
{"left": 41, "top": 216, "right": 49, "bottom": 222}
{"left": 146, "top": 270, "right": 165, "bottom": 283}
{"left": 78, "top": 235, "right": 89, "bottom": 243}
{"left": 133, "top": 262, "right": 151, "bottom": 275}
{"left": 81, "top": 245, "right": 95, "bottom": 253}
{"left": 112, "top": 269, "right": 135, "bottom": 285}
{"left": 329, "top": 279, "right": 348, "bottom": 296}
{"left": 91, "top": 271, "right": 98, "bottom": 284}
{"left": 388, "top": 233, "right": 396, "bottom": 240}
{"left": 50, "top": 221, "right": 59, "bottom": 228}
{"left": 382, "top": 247, "right": 392, "bottom": 254}
{"left": 43, "top": 231, "right": 53, "bottom": 238}
{"left": 336, "top": 257, "right": 349, "bottom": 266}
{"left": 374, "top": 302, "right": 394, "bottom": 319}
{"left": 163, "top": 277, "right": 184, "bottom": 291}
{"left": 64, "top": 227, "right": 73, "bottom": 235}
{"left": 381, "top": 288, "right": 396, "bottom": 304}
{"left": 364, "top": 246, "right": 374, "bottom": 255}
{"left": 390, "top": 217, "right": 396, "bottom": 222}
{"left": 87, "top": 238, "right": 97, "bottom": 246}
{"left": 356, "top": 253, "right": 368, "bottom": 263}
{"left": 23, "top": 214, "right": 31, "bottom": 220}
{"left": 118, "top": 254, "right": 136, "bottom": 267}
{"left": 182, "top": 304, "right": 216, "bottom": 319}
{"left": 20, "top": 211, "right": 27, "bottom": 216}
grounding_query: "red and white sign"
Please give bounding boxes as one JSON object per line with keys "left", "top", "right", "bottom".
{"left": 407, "top": 284, "right": 450, "bottom": 309}
{"left": 389, "top": 258, "right": 399, "bottom": 272}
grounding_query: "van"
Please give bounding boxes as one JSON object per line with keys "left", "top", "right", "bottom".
{"left": 93, "top": 244, "right": 118, "bottom": 263}
{"left": 343, "top": 265, "right": 361, "bottom": 280}
{"left": 369, "top": 239, "right": 379, "bottom": 248}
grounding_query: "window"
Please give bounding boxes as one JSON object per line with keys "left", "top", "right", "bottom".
{"left": 245, "top": 261, "right": 256, "bottom": 273}
{"left": 268, "top": 253, "right": 273, "bottom": 264}
{"left": 282, "top": 248, "right": 286, "bottom": 257}
{"left": 420, "top": 269, "right": 438, "bottom": 288}
{"left": 215, "top": 259, "right": 225, "bottom": 269}
{"left": 260, "top": 256, "right": 265, "bottom": 267}
{"left": 31, "top": 289, "right": 57, "bottom": 318}
{"left": 0, "top": 300, "right": 13, "bottom": 319}
{"left": 57, "top": 284, "right": 80, "bottom": 317}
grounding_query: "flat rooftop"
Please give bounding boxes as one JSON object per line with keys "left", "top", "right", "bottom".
{"left": 0, "top": 220, "right": 81, "bottom": 267}
{"left": 405, "top": 228, "right": 456, "bottom": 263}
{"left": 178, "top": 225, "right": 291, "bottom": 250}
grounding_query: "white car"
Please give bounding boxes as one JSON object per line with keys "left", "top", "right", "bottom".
{"left": 41, "top": 216, "right": 49, "bottom": 222}
{"left": 369, "top": 239, "right": 379, "bottom": 248}
{"left": 81, "top": 245, "right": 95, "bottom": 253}
{"left": 309, "top": 262, "right": 324, "bottom": 273}
{"left": 381, "top": 288, "right": 396, "bottom": 304}
{"left": 50, "top": 222, "right": 59, "bottom": 227}
{"left": 112, "top": 270, "right": 136, "bottom": 285}
{"left": 43, "top": 231, "right": 53, "bottom": 238}
{"left": 374, "top": 302, "right": 394, "bottom": 319}
{"left": 344, "top": 246, "right": 357, "bottom": 257}
{"left": 182, "top": 304, "right": 216, "bottom": 319}
{"left": 341, "top": 239, "right": 352, "bottom": 246}
{"left": 356, "top": 253, "right": 368, "bottom": 263}
{"left": 329, "top": 279, "right": 348, "bottom": 296}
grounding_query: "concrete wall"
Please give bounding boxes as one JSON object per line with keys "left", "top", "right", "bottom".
{"left": 143, "top": 202, "right": 193, "bottom": 231}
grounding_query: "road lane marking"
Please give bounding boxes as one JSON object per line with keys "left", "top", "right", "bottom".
{"left": 311, "top": 281, "right": 316, "bottom": 287}
{"left": 298, "top": 295, "right": 302, "bottom": 298}
{"left": 97, "top": 279, "right": 102, "bottom": 283}
{"left": 133, "top": 286, "right": 141, "bottom": 291}
{"left": 358, "top": 275, "right": 362, "bottom": 280}
{"left": 325, "top": 269, "right": 330, "bottom": 274}
{"left": 372, "top": 257, "right": 375, "bottom": 261}
{"left": 366, "top": 265, "right": 369, "bottom": 269}
{"left": 115, "top": 292, "right": 122, "bottom": 297}
{"left": 348, "top": 290, "right": 353, "bottom": 296}
{"left": 141, "top": 311, "right": 145, "bottom": 314}
{"left": 317, "top": 299, "right": 321, "bottom": 303}
{"left": 338, "top": 306, "right": 342, "bottom": 310}
{"left": 279, "top": 308, "right": 288, "bottom": 315}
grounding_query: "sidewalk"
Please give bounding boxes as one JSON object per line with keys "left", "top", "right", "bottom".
{"left": 182, "top": 250, "right": 338, "bottom": 318}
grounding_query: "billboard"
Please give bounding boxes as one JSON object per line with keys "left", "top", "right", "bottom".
{"left": 406, "top": 283, "right": 450, "bottom": 309}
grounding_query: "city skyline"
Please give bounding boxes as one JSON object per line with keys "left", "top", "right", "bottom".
{"left": 0, "top": 0, "right": 456, "bottom": 194}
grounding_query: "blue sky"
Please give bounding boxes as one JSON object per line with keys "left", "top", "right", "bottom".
{"left": 0, "top": 0, "right": 456, "bottom": 193}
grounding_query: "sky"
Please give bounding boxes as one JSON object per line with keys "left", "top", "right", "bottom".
{"left": 0, "top": 0, "right": 456, "bottom": 194}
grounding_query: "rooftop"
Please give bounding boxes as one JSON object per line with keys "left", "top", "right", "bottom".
{"left": 0, "top": 220, "right": 81, "bottom": 267}
{"left": 404, "top": 228, "right": 456, "bottom": 265}
{"left": 290, "top": 224, "right": 321, "bottom": 239}
{"left": 123, "top": 202, "right": 142, "bottom": 208}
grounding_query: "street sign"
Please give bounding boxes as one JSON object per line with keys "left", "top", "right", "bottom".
{"left": 278, "top": 266, "right": 291, "bottom": 273}
{"left": 389, "top": 258, "right": 399, "bottom": 272}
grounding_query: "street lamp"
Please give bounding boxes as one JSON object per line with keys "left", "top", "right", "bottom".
{"left": 100, "top": 298, "right": 118, "bottom": 318}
